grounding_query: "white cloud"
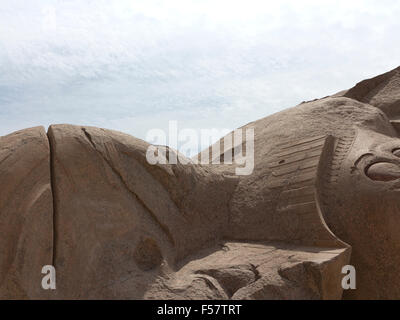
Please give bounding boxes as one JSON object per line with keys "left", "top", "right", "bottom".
{"left": 0, "top": 0, "right": 399, "bottom": 146}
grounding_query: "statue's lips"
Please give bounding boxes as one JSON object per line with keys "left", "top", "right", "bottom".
{"left": 366, "top": 162, "right": 400, "bottom": 182}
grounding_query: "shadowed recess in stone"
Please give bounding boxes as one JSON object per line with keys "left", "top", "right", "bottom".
{"left": 133, "top": 238, "right": 163, "bottom": 271}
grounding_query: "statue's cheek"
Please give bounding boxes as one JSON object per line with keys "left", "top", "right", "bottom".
{"left": 366, "top": 162, "right": 400, "bottom": 181}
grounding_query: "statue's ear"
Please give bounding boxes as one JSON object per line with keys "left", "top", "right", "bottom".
{"left": 390, "top": 120, "right": 400, "bottom": 136}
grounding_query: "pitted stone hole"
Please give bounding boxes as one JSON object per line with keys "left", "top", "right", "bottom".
{"left": 279, "top": 160, "right": 285, "bottom": 164}
{"left": 133, "top": 238, "right": 163, "bottom": 271}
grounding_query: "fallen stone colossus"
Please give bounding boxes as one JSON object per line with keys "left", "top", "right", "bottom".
{"left": 2, "top": 67, "right": 400, "bottom": 299}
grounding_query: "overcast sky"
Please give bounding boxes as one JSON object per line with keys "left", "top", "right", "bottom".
{"left": 0, "top": 0, "right": 399, "bottom": 150}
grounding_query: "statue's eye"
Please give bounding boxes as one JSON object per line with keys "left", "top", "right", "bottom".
{"left": 393, "top": 149, "right": 400, "bottom": 158}
{"left": 366, "top": 162, "right": 400, "bottom": 181}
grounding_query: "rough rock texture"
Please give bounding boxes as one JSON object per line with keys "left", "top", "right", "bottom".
{"left": 146, "top": 242, "right": 349, "bottom": 300}
{"left": 47, "top": 124, "right": 236, "bottom": 299}
{"left": 342, "top": 66, "right": 400, "bottom": 119}
{"left": 2, "top": 66, "right": 400, "bottom": 299}
{"left": 0, "top": 127, "right": 53, "bottom": 299}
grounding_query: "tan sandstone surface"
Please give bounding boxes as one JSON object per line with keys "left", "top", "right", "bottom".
{"left": 0, "top": 127, "right": 53, "bottom": 299}
{"left": 1, "top": 67, "right": 400, "bottom": 299}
